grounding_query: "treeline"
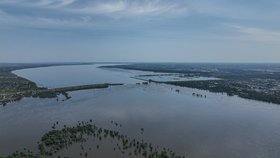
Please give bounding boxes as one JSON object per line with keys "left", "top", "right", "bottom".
{"left": 165, "top": 80, "right": 280, "bottom": 105}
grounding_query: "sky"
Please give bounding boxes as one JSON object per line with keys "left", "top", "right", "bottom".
{"left": 0, "top": 0, "right": 279, "bottom": 63}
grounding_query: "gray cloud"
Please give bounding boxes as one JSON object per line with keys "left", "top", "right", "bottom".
{"left": 224, "top": 24, "right": 280, "bottom": 43}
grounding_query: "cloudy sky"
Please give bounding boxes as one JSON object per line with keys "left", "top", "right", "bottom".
{"left": 0, "top": 0, "right": 279, "bottom": 63}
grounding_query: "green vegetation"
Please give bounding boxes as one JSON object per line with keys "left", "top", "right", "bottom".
{"left": 104, "top": 63, "right": 280, "bottom": 105}
{"left": 0, "top": 64, "right": 123, "bottom": 106}
{"left": 0, "top": 71, "right": 40, "bottom": 106}
{"left": 166, "top": 80, "right": 280, "bottom": 104}
{"left": 1, "top": 120, "right": 185, "bottom": 158}
{"left": 192, "top": 93, "right": 206, "bottom": 98}
{"left": 0, "top": 79, "right": 121, "bottom": 106}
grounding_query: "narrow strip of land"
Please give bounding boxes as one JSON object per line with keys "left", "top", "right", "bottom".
{"left": 0, "top": 80, "right": 123, "bottom": 106}
{"left": 0, "top": 63, "right": 122, "bottom": 106}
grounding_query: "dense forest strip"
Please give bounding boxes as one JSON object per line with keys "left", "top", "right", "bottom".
{"left": 102, "top": 64, "right": 280, "bottom": 105}
{"left": 164, "top": 80, "right": 280, "bottom": 105}
{"left": 0, "top": 81, "right": 123, "bottom": 106}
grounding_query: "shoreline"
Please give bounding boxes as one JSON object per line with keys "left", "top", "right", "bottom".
{"left": 0, "top": 63, "right": 122, "bottom": 106}
{"left": 102, "top": 64, "right": 280, "bottom": 105}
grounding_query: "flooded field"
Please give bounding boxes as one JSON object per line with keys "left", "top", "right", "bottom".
{"left": 1, "top": 64, "right": 280, "bottom": 158}
{"left": 134, "top": 74, "right": 220, "bottom": 82}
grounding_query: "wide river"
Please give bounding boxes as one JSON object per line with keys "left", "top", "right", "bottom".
{"left": 1, "top": 64, "right": 280, "bottom": 158}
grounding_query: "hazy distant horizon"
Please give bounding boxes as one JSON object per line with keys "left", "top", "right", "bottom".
{"left": 0, "top": 0, "right": 280, "bottom": 63}
{"left": 1, "top": 61, "right": 280, "bottom": 65}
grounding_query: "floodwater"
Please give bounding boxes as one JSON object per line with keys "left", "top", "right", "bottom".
{"left": 1, "top": 64, "right": 280, "bottom": 158}
{"left": 135, "top": 74, "right": 220, "bottom": 82}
